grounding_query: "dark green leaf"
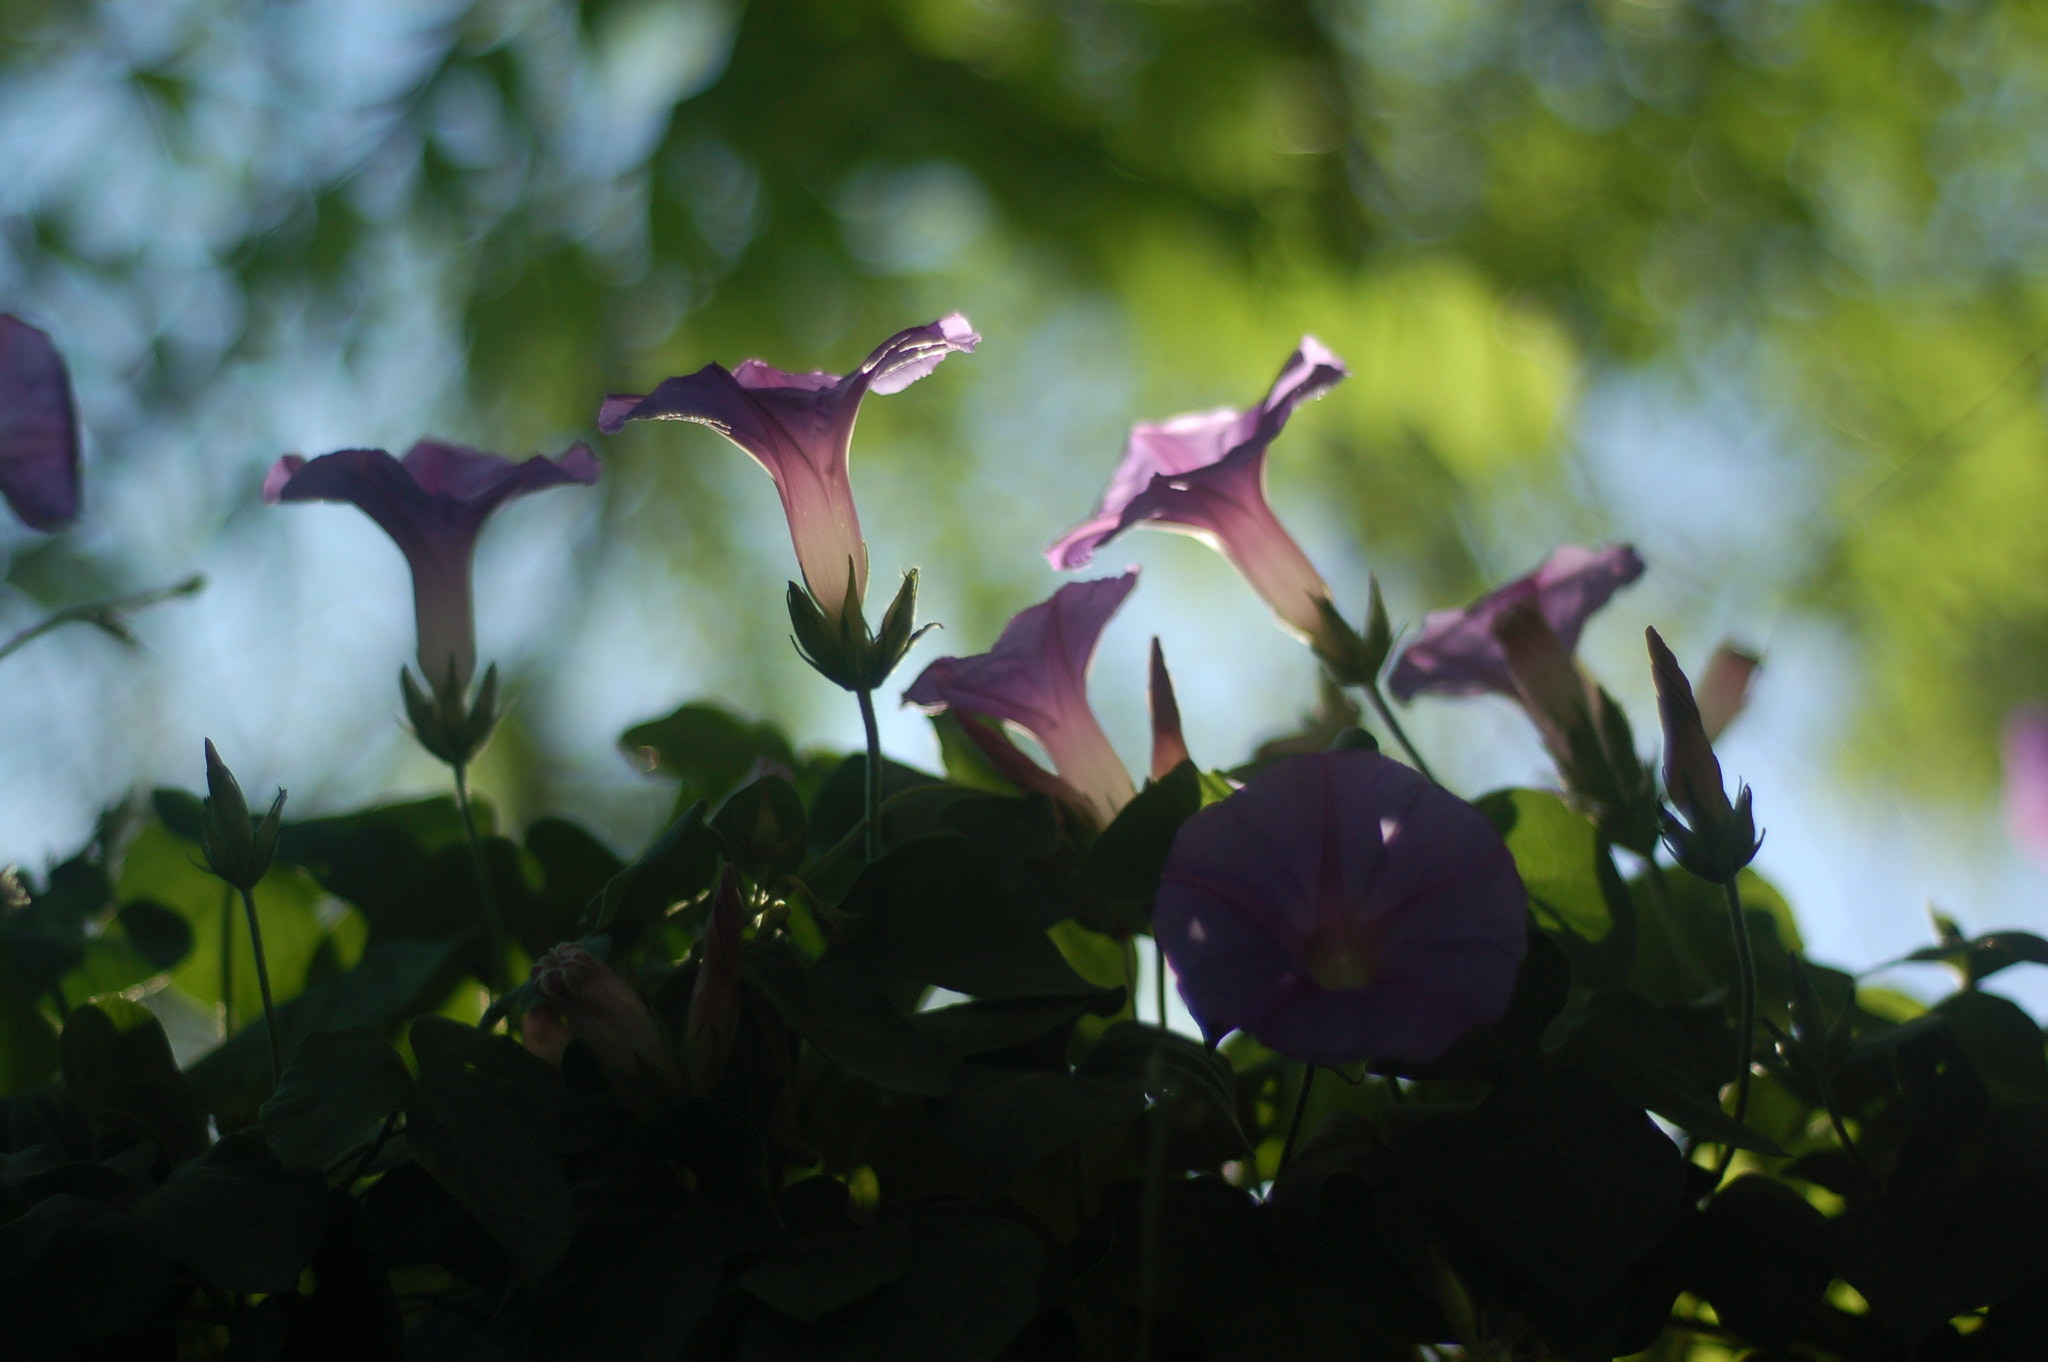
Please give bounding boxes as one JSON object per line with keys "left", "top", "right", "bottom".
{"left": 113, "top": 899, "right": 193, "bottom": 972}
{"left": 0, "top": 1194, "right": 172, "bottom": 1358}
{"left": 518, "top": 817, "right": 625, "bottom": 957}
{"left": 937, "top": 1065, "right": 1146, "bottom": 1182}
{"left": 619, "top": 701, "right": 797, "bottom": 807}
{"left": 907, "top": 988, "right": 1126, "bottom": 1060}
{"left": 405, "top": 1017, "right": 587, "bottom": 1285}
{"left": 1075, "top": 760, "right": 1202, "bottom": 906}
{"left": 132, "top": 1132, "right": 328, "bottom": 1293}
{"left": 737, "top": 1223, "right": 915, "bottom": 1323}
{"left": 1934, "top": 990, "right": 2048, "bottom": 1108}
{"left": 829, "top": 1214, "right": 1047, "bottom": 1362}
{"left": 712, "top": 775, "right": 808, "bottom": 879}
{"left": 59, "top": 998, "right": 208, "bottom": 1163}
{"left": 832, "top": 834, "right": 1094, "bottom": 1000}
{"left": 1476, "top": 788, "right": 1634, "bottom": 990}
{"left": 185, "top": 937, "right": 461, "bottom": 1126}
{"left": 1553, "top": 991, "right": 1786, "bottom": 1155}
{"left": 1435, "top": 1068, "right": 1687, "bottom": 1305}
{"left": 587, "top": 802, "right": 721, "bottom": 944}
{"left": 743, "top": 945, "right": 957, "bottom": 1096}
{"left": 260, "top": 1027, "right": 414, "bottom": 1171}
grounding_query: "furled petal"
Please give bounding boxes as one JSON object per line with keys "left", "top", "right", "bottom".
{"left": 1148, "top": 637, "right": 1190, "bottom": 780}
{"left": 1696, "top": 643, "right": 1761, "bottom": 742}
{"left": 904, "top": 572, "right": 1139, "bottom": 826}
{"left": 0, "top": 316, "right": 80, "bottom": 532}
{"left": 1387, "top": 544, "right": 1646, "bottom": 702}
{"left": 2004, "top": 706, "right": 2048, "bottom": 868}
{"left": 1154, "top": 750, "right": 1527, "bottom": 1066}
{"left": 1048, "top": 337, "right": 1344, "bottom": 641}
{"left": 531, "top": 942, "right": 671, "bottom": 1085}
{"left": 265, "top": 439, "right": 600, "bottom": 699}
{"left": 600, "top": 314, "right": 977, "bottom": 621}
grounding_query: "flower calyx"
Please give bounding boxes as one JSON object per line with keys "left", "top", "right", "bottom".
{"left": 787, "top": 563, "right": 934, "bottom": 692}
{"left": 200, "top": 739, "right": 285, "bottom": 893}
{"left": 401, "top": 661, "right": 503, "bottom": 769}
{"left": 1310, "top": 576, "right": 1395, "bottom": 690}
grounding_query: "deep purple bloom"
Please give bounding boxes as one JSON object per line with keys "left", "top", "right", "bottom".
{"left": 600, "top": 314, "right": 978, "bottom": 623}
{"left": 1048, "top": 337, "right": 1345, "bottom": 645}
{"left": 904, "top": 572, "right": 1139, "bottom": 828}
{"left": 1387, "top": 544, "right": 1646, "bottom": 702}
{"left": 2004, "top": 706, "right": 2048, "bottom": 867}
{"left": 0, "top": 316, "right": 80, "bottom": 532}
{"left": 264, "top": 439, "right": 601, "bottom": 700}
{"left": 1153, "top": 750, "right": 1527, "bottom": 1067}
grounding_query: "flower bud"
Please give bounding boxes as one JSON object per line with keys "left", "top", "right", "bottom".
{"left": 200, "top": 739, "right": 286, "bottom": 891}
{"left": 530, "top": 942, "right": 674, "bottom": 1100}
{"left": 1696, "top": 643, "right": 1761, "bottom": 742}
{"left": 1148, "top": 637, "right": 1190, "bottom": 780}
{"left": 1308, "top": 577, "right": 1395, "bottom": 689}
{"left": 1647, "top": 627, "right": 1761, "bottom": 881}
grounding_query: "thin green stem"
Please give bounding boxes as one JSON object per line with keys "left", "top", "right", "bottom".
{"left": 1279, "top": 1064, "right": 1319, "bottom": 1172}
{"left": 1719, "top": 875, "right": 1758, "bottom": 1177}
{"left": 1154, "top": 936, "right": 1168, "bottom": 1028}
{"left": 857, "top": 686, "right": 882, "bottom": 864}
{"left": 0, "top": 573, "right": 204, "bottom": 666}
{"left": 1820, "top": 1081, "right": 1877, "bottom": 1192}
{"left": 219, "top": 883, "right": 236, "bottom": 1033}
{"left": 1363, "top": 680, "right": 1439, "bottom": 785}
{"left": 452, "top": 764, "right": 507, "bottom": 994}
{"left": 238, "top": 885, "right": 283, "bottom": 1086}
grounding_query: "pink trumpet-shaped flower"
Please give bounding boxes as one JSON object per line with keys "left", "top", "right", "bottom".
{"left": 264, "top": 439, "right": 600, "bottom": 701}
{"left": 1387, "top": 544, "right": 1646, "bottom": 702}
{"left": 600, "top": 314, "right": 979, "bottom": 623}
{"left": 1154, "top": 750, "right": 1527, "bottom": 1067}
{"left": 0, "top": 316, "right": 80, "bottom": 532}
{"left": 904, "top": 572, "right": 1140, "bottom": 828}
{"left": 1049, "top": 337, "right": 1345, "bottom": 645}
{"left": 2003, "top": 706, "right": 2048, "bottom": 869}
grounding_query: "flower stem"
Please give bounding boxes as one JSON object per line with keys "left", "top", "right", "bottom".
{"left": 452, "top": 763, "right": 506, "bottom": 994}
{"left": 857, "top": 685, "right": 882, "bottom": 864}
{"left": 1154, "top": 936, "right": 1168, "bottom": 1027}
{"left": 0, "top": 573, "right": 205, "bottom": 666}
{"left": 1280, "top": 1064, "right": 1319, "bottom": 1172}
{"left": 1721, "top": 874, "right": 1758, "bottom": 1138}
{"left": 237, "top": 885, "right": 283, "bottom": 1086}
{"left": 1363, "top": 680, "right": 1439, "bottom": 785}
{"left": 1820, "top": 1080, "right": 1877, "bottom": 1192}
{"left": 219, "top": 883, "right": 236, "bottom": 1033}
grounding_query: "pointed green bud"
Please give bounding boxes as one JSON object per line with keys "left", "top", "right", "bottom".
{"left": 786, "top": 580, "right": 849, "bottom": 683}
{"left": 201, "top": 740, "right": 285, "bottom": 890}
{"left": 1360, "top": 575, "right": 1393, "bottom": 679}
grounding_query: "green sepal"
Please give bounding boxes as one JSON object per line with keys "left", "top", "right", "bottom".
{"left": 400, "top": 662, "right": 503, "bottom": 768}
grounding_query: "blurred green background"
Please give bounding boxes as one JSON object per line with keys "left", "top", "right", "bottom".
{"left": 5, "top": 0, "right": 2048, "bottom": 991}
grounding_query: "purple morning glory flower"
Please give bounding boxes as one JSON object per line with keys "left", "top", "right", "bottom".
{"left": 264, "top": 439, "right": 601, "bottom": 701}
{"left": 1387, "top": 544, "right": 1646, "bottom": 702}
{"left": 0, "top": 315, "right": 80, "bottom": 532}
{"left": 1048, "top": 337, "right": 1346, "bottom": 645}
{"left": 1154, "top": 750, "right": 1527, "bottom": 1067}
{"left": 600, "top": 314, "right": 979, "bottom": 624}
{"left": 2004, "top": 706, "right": 2048, "bottom": 867}
{"left": 904, "top": 572, "right": 1140, "bottom": 828}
